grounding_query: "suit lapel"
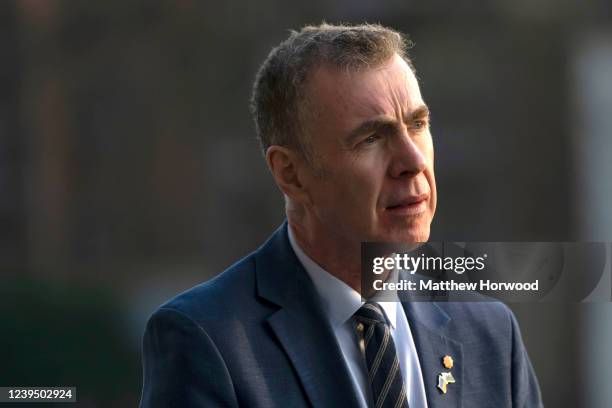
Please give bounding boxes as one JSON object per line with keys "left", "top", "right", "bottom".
{"left": 403, "top": 302, "right": 463, "bottom": 408}
{"left": 267, "top": 308, "right": 361, "bottom": 407}
{"left": 255, "top": 223, "right": 361, "bottom": 408}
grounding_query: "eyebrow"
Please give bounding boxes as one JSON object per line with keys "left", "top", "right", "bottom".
{"left": 409, "top": 105, "right": 430, "bottom": 121}
{"left": 345, "top": 104, "right": 430, "bottom": 146}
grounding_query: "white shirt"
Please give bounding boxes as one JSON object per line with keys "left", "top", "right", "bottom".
{"left": 288, "top": 227, "right": 429, "bottom": 408}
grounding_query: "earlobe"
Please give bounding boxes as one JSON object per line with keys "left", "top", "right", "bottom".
{"left": 265, "top": 146, "right": 311, "bottom": 205}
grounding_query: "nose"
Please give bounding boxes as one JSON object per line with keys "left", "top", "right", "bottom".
{"left": 388, "top": 128, "right": 427, "bottom": 178}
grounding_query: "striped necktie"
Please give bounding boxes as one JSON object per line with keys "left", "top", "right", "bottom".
{"left": 354, "top": 302, "right": 409, "bottom": 408}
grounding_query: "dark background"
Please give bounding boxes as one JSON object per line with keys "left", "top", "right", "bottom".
{"left": 1, "top": 1, "right": 611, "bottom": 407}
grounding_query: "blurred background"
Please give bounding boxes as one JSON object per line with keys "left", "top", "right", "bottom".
{"left": 1, "top": 0, "right": 611, "bottom": 406}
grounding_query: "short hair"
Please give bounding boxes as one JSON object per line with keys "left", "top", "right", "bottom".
{"left": 250, "top": 22, "right": 413, "bottom": 160}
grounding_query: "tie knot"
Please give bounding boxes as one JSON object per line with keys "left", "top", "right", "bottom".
{"left": 354, "top": 302, "right": 389, "bottom": 326}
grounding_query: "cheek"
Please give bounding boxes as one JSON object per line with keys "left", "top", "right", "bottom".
{"left": 420, "top": 134, "right": 435, "bottom": 165}
{"left": 327, "top": 158, "right": 385, "bottom": 211}
{"left": 345, "top": 157, "right": 386, "bottom": 200}
{"left": 420, "top": 136, "right": 436, "bottom": 186}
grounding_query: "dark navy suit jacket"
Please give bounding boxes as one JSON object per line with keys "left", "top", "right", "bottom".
{"left": 140, "top": 223, "right": 543, "bottom": 407}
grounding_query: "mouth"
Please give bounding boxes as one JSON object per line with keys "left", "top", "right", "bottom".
{"left": 384, "top": 194, "right": 429, "bottom": 215}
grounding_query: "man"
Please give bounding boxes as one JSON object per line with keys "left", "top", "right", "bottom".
{"left": 140, "top": 23, "right": 543, "bottom": 407}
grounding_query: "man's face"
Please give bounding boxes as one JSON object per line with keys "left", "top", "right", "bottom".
{"left": 301, "top": 54, "right": 436, "bottom": 244}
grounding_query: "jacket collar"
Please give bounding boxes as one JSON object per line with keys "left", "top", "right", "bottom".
{"left": 254, "top": 222, "right": 362, "bottom": 408}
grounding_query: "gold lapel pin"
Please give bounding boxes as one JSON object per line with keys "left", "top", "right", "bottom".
{"left": 437, "top": 372, "right": 456, "bottom": 394}
{"left": 442, "top": 355, "right": 453, "bottom": 369}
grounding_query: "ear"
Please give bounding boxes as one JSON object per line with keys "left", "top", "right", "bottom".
{"left": 265, "top": 145, "right": 311, "bottom": 205}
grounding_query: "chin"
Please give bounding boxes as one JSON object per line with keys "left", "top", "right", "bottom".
{"left": 404, "top": 232, "right": 430, "bottom": 243}
{"left": 378, "top": 219, "right": 431, "bottom": 243}
{"left": 377, "top": 227, "right": 429, "bottom": 243}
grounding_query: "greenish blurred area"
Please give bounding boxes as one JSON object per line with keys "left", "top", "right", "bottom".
{"left": 0, "top": 278, "right": 140, "bottom": 406}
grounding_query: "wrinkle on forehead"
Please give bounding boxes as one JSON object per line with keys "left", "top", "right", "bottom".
{"left": 308, "top": 54, "right": 424, "bottom": 136}
{"left": 355, "top": 56, "right": 422, "bottom": 117}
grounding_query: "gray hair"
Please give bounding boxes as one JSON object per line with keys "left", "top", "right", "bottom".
{"left": 249, "top": 22, "right": 413, "bottom": 161}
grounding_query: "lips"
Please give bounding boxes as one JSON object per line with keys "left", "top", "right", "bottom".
{"left": 386, "top": 194, "right": 428, "bottom": 209}
{"left": 384, "top": 194, "right": 429, "bottom": 215}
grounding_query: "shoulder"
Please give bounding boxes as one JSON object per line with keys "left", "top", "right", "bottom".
{"left": 152, "top": 251, "right": 269, "bottom": 327}
{"left": 145, "top": 222, "right": 292, "bottom": 335}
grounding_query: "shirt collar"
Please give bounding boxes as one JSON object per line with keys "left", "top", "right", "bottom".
{"left": 287, "top": 226, "right": 397, "bottom": 329}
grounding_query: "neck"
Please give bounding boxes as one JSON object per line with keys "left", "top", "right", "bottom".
{"left": 288, "top": 214, "right": 362, "bottom": 293}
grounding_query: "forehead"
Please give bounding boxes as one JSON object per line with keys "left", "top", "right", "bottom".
{"left": 306, "top": 54, "right": 423, "bottom": 133}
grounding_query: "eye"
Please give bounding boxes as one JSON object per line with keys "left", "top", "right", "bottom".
{"left": 363, "top": 134, "right": 380, "bottom": 145}
{"left": 413, "top": 119, "right": 427, "bottom": 130}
